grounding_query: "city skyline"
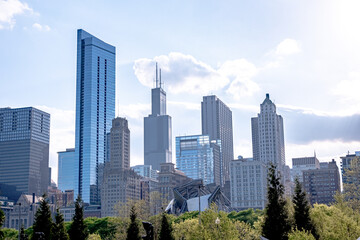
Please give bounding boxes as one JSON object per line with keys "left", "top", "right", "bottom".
{"left": 2, "top": 1, "right": 360, "bottom": 183}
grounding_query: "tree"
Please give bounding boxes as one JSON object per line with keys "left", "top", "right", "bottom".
{"left": 262, "top": 163, "right": 291, "bottom": 240}
{"left": 20, "top": 225, "right": 29, "bottom": 240}
{"left": 68, "top": 196, "right": 88, "bottom": 240}
{"left": 126, "top": 206, "right": 141, "bottom": 240}
{"left": 292, "top": 178, "right": 317, "bottom": 238}
{"left": 159, "top": 213, "right": 174, "bottom": 240}
{"left": 52, "top": 208, "right": 69, "bottom": 240}
{"left": 32, "top": 194, "right": 53, "bottom": 240}
{"left": 343, "top": 156, "right": 360, "bottom": 212}
{"left": 0, "top": 208, "right": 4, "bottom": 240}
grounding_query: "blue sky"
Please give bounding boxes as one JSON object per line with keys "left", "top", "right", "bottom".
{"left": 1, "top": 0, "right": 360, "bottom": 183}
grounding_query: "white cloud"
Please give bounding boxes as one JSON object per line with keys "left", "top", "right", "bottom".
{"left": 133, "top": 52, "right": 259, "bottom": 99}
{"left": 332, "top": 71, "right": 360, "bottom": 104}
{"left": 275, "top": 38, "right": 301, "bottom": 56}
{"left": 0, "top": 0, "right": 33, "bottom": 29}
{"left": 32, "top": 22, "right": 50, "bottom": 31}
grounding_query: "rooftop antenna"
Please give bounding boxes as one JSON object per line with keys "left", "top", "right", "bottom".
{"left": 159, "top": 68, "right": 162, "bottom": 88}
{"left": 155, "top": 62, "right": 159, "bottom": 88}
{"left": 117, "top": 98, "right": 120, "bottom": 117}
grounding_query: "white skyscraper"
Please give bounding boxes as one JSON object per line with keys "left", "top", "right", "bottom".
{"left": 251, "top": 93, "right": 285, "bottom": 172}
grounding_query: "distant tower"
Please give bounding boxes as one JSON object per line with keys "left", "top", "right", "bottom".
{"left": 201, "top": 95, "right": 234, "bottom": 185}
{"left": 251, "top": 93, "right": 285, "bottom": 171}
{"left": 109, "top": 117, "right": 130, "bottom": 169}
{"left": 144, "top": 64, "right": 172, "bottom": 170}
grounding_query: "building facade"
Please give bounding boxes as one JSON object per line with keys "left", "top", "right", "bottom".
{"left": 291, "top": 155, "right": 320, "bottom": 183}
{"left": 229, "top": 157, "right": 267, "bottom": 210}
{"left": 74, "top": 29, "right": 116, "bottom": 204}
{"left": 251, "top": 94, "right": 285, "bottom": 173}
{"left": 0, "top": 107, "right": 50, "bottom": 198}
{"left": 57, "top": 148, "right": 76, "bottom": 193}
{"left": 340, "top": 151, "right": 360, "bottom": 185}
{"left": 303, "top": 159, "right": 340, "bottom": 205}
{"left": 131, "top": 165, "right": 158, "bottom": 180}
{"left": 175, "top": 135, "right": 222, "bottom": 186}
{"left": 201, "top": 95, "right": 234, "bottom": 184}
{"left": 144, "top": 65, "right": 172, "bottom": 171}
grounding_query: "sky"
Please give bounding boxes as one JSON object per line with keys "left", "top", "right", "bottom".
{"left": 1, "top": 0, "right": 360, "bottom": 184}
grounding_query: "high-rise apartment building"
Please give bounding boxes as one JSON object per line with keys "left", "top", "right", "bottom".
{"left": 74, "top": 29, "right": 116, "bottom": 204}
{"left": 0, "top": 107, "right": 50, "bottom": 198}
{"left": 57, "top": 148, "right": 76, "bottom": 192}
{"left": 176, "top": 135, "right": 222, "bottom": 185}
{"left": 251, "top": 93, "right": 285, "bottom": 172}
{"left": 201, "top": 95, "right": 234, "bottom": 184}
{"left": 101, "top": 117, "right": 142, "bottom": 217}
{"left": 230, "top": 157, "right": 267, "bottom": 210}
{"left": 303, "top": 159, "right": 340, "bottom": 205}
{"left": 291, "top": 155, "right": 320, "bottom": 183}
{"left": 144, "top": 65, "right": 172, "bottom": 170}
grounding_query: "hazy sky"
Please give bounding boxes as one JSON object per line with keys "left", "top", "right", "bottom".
{"left": 1, "top": 0, "right": 360, "bottom": 183}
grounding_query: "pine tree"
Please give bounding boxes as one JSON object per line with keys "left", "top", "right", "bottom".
{"left": 159, "top": 213, "right": 174, "bottom": 240}
{"left": 126, "top": 206, "right": 141, "bottom": 240}
{"left": 52, "top": 208, "right": 69, "bottom": 240}
{"left": 262, "top": 163, "right": 291, "bottom": 240}
{"left": 19, "top": 225, "right": 28, "bottom": 240}
{"left": 0, "top": 208, "right": 4, "bottom": 240}
{"left": 293, "top": 178, "right": 317, "bottom": 238}
{"left": 32, "top": 194, "right": 53, "bottom": 240}
{"left": 68, "top": 196, "right": 88, "bottom": 240}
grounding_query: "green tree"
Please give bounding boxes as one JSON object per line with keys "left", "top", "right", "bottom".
{"left": 262, "top": 163, "right": 291, "bottom": 240}
{"left": 159, "top": 213, "right": 174, "bottom": 240}
{"left": 68, "top": 196, "right": 88, "bottom": 240}
{"left": 292, "top": 178, "right": 317, "bottom": 238}
{"left": 20, "top": 225, "right": 28, "bottom": 240}
{"left": 288, "top": 229, "right": 315, "bottom": 240}
{"left": 0, "top": 208, "right": 4, "bottom": 240}
{"left": 32, "top": 194, "right": 53, "bottom": 240}
{"left": 343, "top": 156, "right": 360, "bottom": 212}
{"left": 52, "top": 208, "right": 69, "bottom": 240}
{"left": 126, "top": 206, "right": 141, "bottom": 240}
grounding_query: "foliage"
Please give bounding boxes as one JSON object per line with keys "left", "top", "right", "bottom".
{"left": 32, "top": 194, "right": 53, "bottom": 240}
{"left": 19, "top": 226, "right": 28, "bottom": 240}
{"left": 116, "top": 199, "right": 150, "bottom": 221}
{"left": 158, "top": 213, "right": 174, "bottom": 240}
{"left": 126, "top": 206, "right": 141, "bottom": 240}
{"left": 172, "top": 211, "right": 198, "bottom": 224}
{"left": 88, "top": 234, "right": 101, "bottom": 240}
{"left": 149, "top": 191, "right": 169, "bottom": 216}
{"left": 343, "top": 156, "right": 360, "bottom": 212}
{"left": 227, "top": 208, "right": 263, "bottom": 226}
{"left": 84, "top": 217, "right": 118, "bottom": 240}
{"left": 292, "top": 178, "right": 317, "bottom": 238}
{"left": 262, "top": 163, "right": 291, "bottom": 240}
{"left": 2, "top": 228, "right": 18, "bottom": 240}
{"left": 68, "top": 195, "right": 88, "bottom": 240}
{"left": 51, "top": 208, "right": 69, "bottom": 240}
{"left": 233, "top": 220, "right": 259, "bottom": 240}
{"left": 311, "top": 204, "right": 360, "bottom": 240}
{"left": 288, "top": 229, "right": 316, "bottom": 240}
{"left": 0, "top": 208, "right": 4, "bottom": 240}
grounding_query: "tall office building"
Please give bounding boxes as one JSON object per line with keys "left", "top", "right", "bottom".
{"left": 201, "top": 95, "right": 234, "bottom": 184}
{"left": 291, "top": 155, "right": 320, "bottom": 183}
{"left": 251, "top": 93, "right": 285, "bottom": 172}
{"left": 144, "top": 65, "right": 172, "bottom": 171}
{"left": 108, "top": 117, "right": 130, "bottom": 169}
{"left": 57, "top": 148, "right": 76, "bottom": 193}
{"left": 176, "top": 135, "right": 222, "bottom": 185}
{"left": 74, "top": 29, "right": 116, "bottom": 204}
{"left": 0, "top": 107, "right": 50, "bottom": 198}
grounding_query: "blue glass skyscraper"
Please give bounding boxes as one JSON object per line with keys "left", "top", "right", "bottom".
{"left": 74, "top": 29, "right": 115, "bottom": 204}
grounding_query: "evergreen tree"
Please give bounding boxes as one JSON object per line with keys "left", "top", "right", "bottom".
{"left": 126, "top": 206, "right": 141, "bottom": 240}
{"left": 68, "top": 196, "right": 88, "bottom": 240}
{"left": 19, "top": 225, "right": 28, "bottom": 240}
{"left": 262, "top": 163, "right": 291, "bottom": 240}
{"left": 0, "top": 208, "right": 5, "bottom": 240}
{"left": 32, "top": 194, "right": 53, "bottom": 240}
{"left": 52, "top": 208, "right": 69, "bottom": 240}
{"left": 159, "top": 213, "right": 174, "bottom": 240}
{"left": 292, "top": 178, "right": 317, "bottom": 238}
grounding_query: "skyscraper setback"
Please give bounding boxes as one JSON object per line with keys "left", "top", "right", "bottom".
{"left": 201, "top": 95, "right": 234, "bottom": 184}
{"left": 251, "top": 93, "right": 285, "bottom": 171}
{"left": 74, "top": 29, "right": 116, "bottom": 204}
{"left": 144, "top": 64, "right": 172, "bottom": 171}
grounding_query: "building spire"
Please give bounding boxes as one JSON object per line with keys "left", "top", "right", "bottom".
{"left": 155, "top": 62, "right": 159, "bottom": 88}
{"left": 159, "top": 68, "right": 162, "bottom": 88}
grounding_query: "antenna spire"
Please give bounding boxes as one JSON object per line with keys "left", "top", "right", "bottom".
{"left": 155, "top": 62, "right": 158, "bottom": 88}
{"left": 159, "top": 68, "right": 162, "bottom": 88}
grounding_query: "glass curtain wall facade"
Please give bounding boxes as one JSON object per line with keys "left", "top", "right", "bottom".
{"left": 176, "top": 135, "right": 221, "bottom": 185}
{"left": 57, "top": 148, "right": 76, "bottom": 193}
{"left": 0, "top": 107, "right": 50, "bottom": 197}
{"left": 74, "top": 29, "right": 115, "bottom": 204}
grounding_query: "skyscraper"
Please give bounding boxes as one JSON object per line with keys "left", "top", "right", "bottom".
{"left": 57, "top": 148, "right": 76, "bottom": 192}
{"left": 201, "top": 95, "right": 234, "bottom": 184}
{"left": 0, "top": 107, "right": 50, "bottom": 198}
{"left": 251, "top": 93, "right": 285, "bottom": 172}
{"left": 176, "top": 135, "right": 221, "bottom": 185}
{"left": 74, "top": 29, "right": 116, "bottom": 204}
{"left": 108, "top": 117, "right": 130, "bottom": 169}
{"left": 144, "top": 64, "right": 172, "bottom": 171}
